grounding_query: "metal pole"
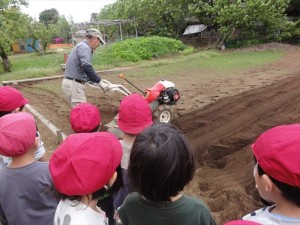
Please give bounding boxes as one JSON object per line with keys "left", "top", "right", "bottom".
{"left": 119, "top": 22, "right": 123, "bottom": 41}
{"left": 134, "top": 17, "right": 138, "bottom": 38}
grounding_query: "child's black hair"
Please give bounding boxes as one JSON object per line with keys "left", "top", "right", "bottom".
{"left": 0, "top": 111, "right": 11, "bottom": 118}
{"left": 0, "top": 105, "right": 25, "bottom": 118}
{"left": 254, "top": 157, "right": 300, "bottom": 207}
{"left": 128, "top": 123, "right": 195, "bottom": 203}
{"left": 56, "top": 165, "right": 123, "bottom": 205}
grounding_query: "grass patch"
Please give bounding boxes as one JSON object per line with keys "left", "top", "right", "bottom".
{"left": 125, "top": 50, "right": 283, "bottom": 78}
{"left": 0, "top": 41, "right": 283, "bottom": 82}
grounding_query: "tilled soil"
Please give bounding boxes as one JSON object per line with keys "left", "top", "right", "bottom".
{"left": 15, "top": 44, "right": 300, "bottom": 224}
{"left": 180, "top": 74, "right": 300, "bottom": 223}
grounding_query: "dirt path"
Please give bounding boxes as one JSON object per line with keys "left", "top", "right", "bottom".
{"left": 16, "top": 44, "right": 300, "bottom": 224}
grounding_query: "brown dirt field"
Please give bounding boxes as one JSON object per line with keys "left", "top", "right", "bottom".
{"left": 14, "top": 43, "right": 300, "bottom": 224}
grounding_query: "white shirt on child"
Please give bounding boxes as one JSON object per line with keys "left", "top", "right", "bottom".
{"left": 243, "top": 205, "right": 300, "bottom": 225}
{"left": 120, "top": 140, "right": 133, "bottom": 170}
{"left": 54, "top": 199, "right": 108, "bottom": 225}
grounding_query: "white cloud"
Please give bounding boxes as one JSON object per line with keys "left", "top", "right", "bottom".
{"left": 21, "top": 0, "right": 116, "bottom": 23}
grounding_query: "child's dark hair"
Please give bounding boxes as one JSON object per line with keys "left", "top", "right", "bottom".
{"left": 89, "top": 124, "right": 100, "bottom": 133}
{"left": 254, "top": 157, "right": 300, "bottom": 207}
{"left": 56, "top": 165, "right": 123, "bottom": 204}
{"left": 128, "top": 123, "right": 195, "bottom": 203}
{"left": 0, "top": 105, "right": 24, "bottom": 118}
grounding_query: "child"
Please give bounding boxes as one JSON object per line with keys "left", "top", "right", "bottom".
{"left": 113, "top": 93, "right": 153, "bottom": 209}
{"left": 242, "top": 124, "right": 300, "bottom": 224}
{"left": 117, "top": 123, "right": 217, "bottom": 225}
{"left": 0, "top": 112, "right": 58, "bottom": 225}
{"left": 0, "top": 86, "right": 47, "bottom": 164}
{"left": 70, "top": 102, "right": 121, "bottom": 225}
{"left": 49, "top": 132, "right": 122, "bottom": 225}
{"left": 70, "top": 102, "right": 101, "bottom": 133}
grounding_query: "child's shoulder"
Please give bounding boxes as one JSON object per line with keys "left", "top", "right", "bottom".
{"left": 182, "top": 195, "right": 205, "bottom": 205}
{"left": 241, "top": 206, "right": 300, "bottom": 224}
{"left": 179, "top": 195, "right": 210, "bottom": 211}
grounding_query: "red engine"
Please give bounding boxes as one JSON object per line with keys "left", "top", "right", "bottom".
{"left": 144, "top": 80, "right": 180, "bottom": 104}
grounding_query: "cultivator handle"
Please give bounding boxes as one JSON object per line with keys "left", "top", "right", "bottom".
{"left": 118, "top": 73, "right": 145, "bottom": 95}
{"left": 87, "top": 79, "right": 132, "bottom": 96}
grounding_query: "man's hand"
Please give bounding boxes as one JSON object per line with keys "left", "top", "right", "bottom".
{"left": 98, "top": 80, "right": 110, "bottom": 92}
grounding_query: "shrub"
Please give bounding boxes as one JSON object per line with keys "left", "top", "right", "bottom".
{"left": 53, "top": 37, "right": 64, "bottom": 44}
{"left": 97, "top": 36, "right": 192, "bottom": 63}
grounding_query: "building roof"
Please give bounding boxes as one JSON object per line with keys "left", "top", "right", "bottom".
{"left": 183, "top": 24, "right": 207, "bottom": 35}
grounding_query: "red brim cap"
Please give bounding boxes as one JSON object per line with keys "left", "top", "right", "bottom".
{"left": 117, "top": 93, "right": 153, "bottom": 134}
{"left": 70, "top": 103, "right": 101, "bottom": 133}
{"left": 49, "top": 132, "right": 122, "bottom": 195}
{"left": 252, "top": 124, "right": 300, "bottom": 187}
{"left": 0, "top": 86, "right": 29, "bottom": 111}
{"left": 0, "top": 112, "right": 36, "bottom": 157}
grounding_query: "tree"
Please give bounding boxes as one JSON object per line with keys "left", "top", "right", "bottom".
{"left": 39, "top": 8, "right": 59, "bottom": 27}
{"left": 190, "top": 0, "right": 290, "bottom": 45}
{"left": 0, "top": 0, "right": 28, "bottom": 72}
{"left": 99, "top": 0, "right": 194, "bottom": 37}
{"left": 53, "top": 16, "right": 72, "bottom": 43}
{"left": 22, "top": 17, "right": 55, "bottom": 53}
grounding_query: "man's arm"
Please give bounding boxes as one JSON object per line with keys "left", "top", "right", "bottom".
{"left": 77, "top": 43, "right": 101, "bottom": 83}
{"left": 82, "top": 64, "right": 100, "bottom": 83}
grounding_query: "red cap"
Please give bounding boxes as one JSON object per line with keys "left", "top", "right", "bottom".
{"left": 0, "top": 112, "right": 36, "bottom": 157}
{"left": 252, "top": 124, "right": 300, "bottom": 187}
{"left": 49, "top": 132, "right": 122, "bottom": 195}
{"left": 0, "top": 86, "right": 29, "bottom": 111}
{"left": 70, "top": 103, "right": 101, "bottom": 133}
{"left": 224, "top": 220, "right": 261, "bottom": 225}
{"left": 117, "top": 93, "right": 153, "bottom": 134}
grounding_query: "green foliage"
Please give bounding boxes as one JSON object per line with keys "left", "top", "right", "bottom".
{"left": 225, "top": 39, "right": 263, "bottom": 48}
{"left": 180, "top": 46, "right": 196, "bottom": 55}
{"left": 94, "top": 36, "right": 191, "bottom": 65}
{"left": 98, "top": 0, "right": 298, "bottom": 47}
{"left": 53, "top": 16, "right": 72, "bottom": 43}
{"left": 0, "top": 0, "right": 28, "bottom": 71}
{"left": 190, "top": 0, "right": 290, "bottom": 45}
{"left": 278, "top": 19, "right": 300, "bottom": 43}
{"left": 39, "top": 8, "right": 59, "bottom": 26}
{"left": 99, "top": 0, "right": 194, "bottom": 37}
{"left": 21, "top": 17, "right": 56, "bottom": 53}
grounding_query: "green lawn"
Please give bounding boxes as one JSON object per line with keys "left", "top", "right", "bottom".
{"left": 0, "top": 49, "right": 283, "bottom": 82}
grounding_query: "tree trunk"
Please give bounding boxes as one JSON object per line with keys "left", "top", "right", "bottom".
{"left": 0, "top": 48, "right": 11, "bottom": 72}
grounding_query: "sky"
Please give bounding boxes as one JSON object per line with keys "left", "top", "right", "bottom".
{"left": 21, "top": 0, "right": 116, "bottom": 23}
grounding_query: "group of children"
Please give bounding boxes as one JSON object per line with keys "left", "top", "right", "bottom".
{"left": 0, "top": 85, "right": 300, "bottom": 225}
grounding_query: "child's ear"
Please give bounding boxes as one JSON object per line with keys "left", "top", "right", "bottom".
{"left": 32, "top": 137, "right": 39, "bottom": 150}
{"left": 262, "top": 174, "right": 275, "bottom": 192}
{"left": 12, "top": 107, "right": 20, "bottom": 113}
{"left": 107, "top": 171, "right": 117, "bottom": 187}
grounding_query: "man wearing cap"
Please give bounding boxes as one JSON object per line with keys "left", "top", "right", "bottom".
{"left": 62, "top": 28, "right": 110, "bottom": 107}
